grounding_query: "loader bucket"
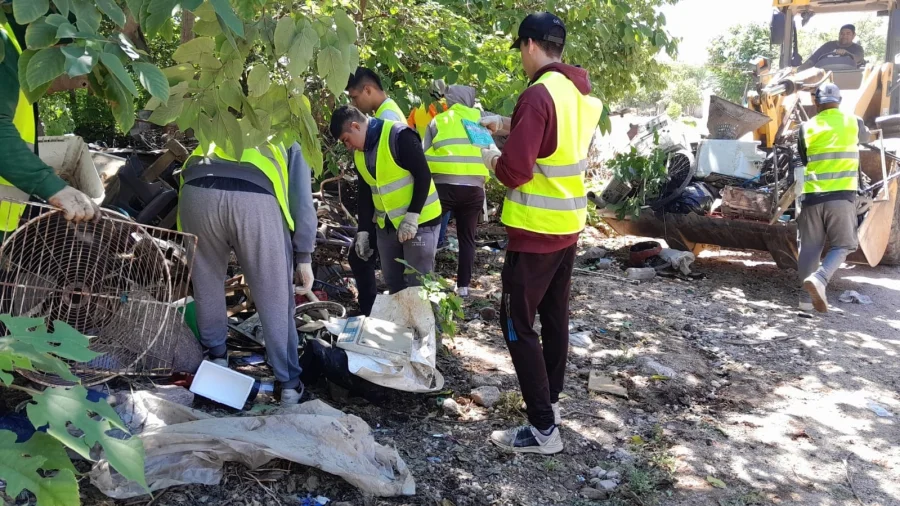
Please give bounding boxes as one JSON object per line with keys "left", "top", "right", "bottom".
{"left": 707, "top": 96, "right": 772, "bottom": 140}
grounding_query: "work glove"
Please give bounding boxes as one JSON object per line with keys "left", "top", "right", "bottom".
{"left": 480, "top": 115, "right": 510, "bottom": 135}
{"left": 397, "top": 213, "right": 419, "bottom": 243}
{"left": 481, "top": 147, "right": 501, "bottom": 174}
{"left": 294, "top": 262, "right": 314, "bottom": 295}
{"left": 354, "top": 231, "right": 374, "bottom": 261}
{"left": 48, "top": 186, "right": 100, "bottom": 223}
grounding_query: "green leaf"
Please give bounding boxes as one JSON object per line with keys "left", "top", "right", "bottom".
{"left": 191, "top": 1, "right": 221, "bottom": 37}
{"left": 0, "top": 38, "right": 4, "bottom": 65}
{"left": 143, "top": 0, "right": 175, "bottom": 37}
{"left": 13, "top": 0, "right": 50, "bottom": 24}
{"left": 172, "top": 36, "right": 215, "bottom": 63}
{"left": 706, "top": 476, "right": 727, "bottom": 489}
{"left": 273, "top": 15, "right": 295, "bottom": 57}
{"left": 219, "top": 110, "right": 243, "bottom": 158}
{"left": 25, "top": 18, "right": 59, "bottom": 49}
{"left": 0, "top": 430, "right": 81, "bottom": 506}
{"left": 344, "top": 44, "right": 359, "bottom": 75}
{"left": 100, "top": 52, "right": 139, "bottom": 96}
{"left": 101, "top": 70, "right": 136, "bottom": 132}
{"left": 45, "top": 13, "right": 68, "bottom": 26}
{"left": 117, "top": 33, "right": 141, "bottom": 60}
{"left": 132, "top": 62, "right": 169, "bottom": 105}
{"left": 55, "top": 22, "right": 77, "bottom": 39}
{"left": 293, "top": 94, "right": 323, "bottom": 174}
{"left": 176, "top": 98, "right": 200, "bottom": 131}
{"left": 52, "top": 0, "right": 70, "bottom": 18}
{"left": 96, "top": 0, "right": 127, "bottom": 27}
{"left": 61, "top": 45, "right": 98, "bottom": 76}
{"left": 247, "top": 64, "right": 270, "bottom": 97}
{"left": 26, "top": 385, "right": 147, "bottom": 491}
{"left": 147, "top": 89, "right": 184, "bottom": 124}
{"left": 333, "top": 8, "right": 356, "bottom": 46}
{"left": 71, "top": 0, "right": 102, "bottom": 34}
{"left": 317, "top": 45, "right": 348, "bottom": 97}
{"left": 210, "top": 0, "right": 243, "bottom": 37}
{"left": 24, "top": 47, "right": 65, "bottom": 90}
{"left": 162, "top": 63, "right": 196, "bottom": 85}
{"left": 14, "top": 432, "right": 77, "bottom": 474}
{"left": 183, "top": 0, "right": 202, "bottom": 9}
{"left": 217, "top": 79, "right": 243, "bottom": 112}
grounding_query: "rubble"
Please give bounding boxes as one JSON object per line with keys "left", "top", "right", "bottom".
{"left": 588, "top": 372, "right": 628, "bottom": 398}
{"left": 470, "top": 386, "right": 501, "bottom": 408}
{"left": 569, "top": 331, "right": 594, "bottom": 349}
{"left": 442, "top": 398, "right": 463, "bottom": 417}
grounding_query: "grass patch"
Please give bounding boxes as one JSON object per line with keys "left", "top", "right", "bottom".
{"left": 718, "top": 490, "right": 768, "bottom": 506}
{"left": 494, "top": 391, "right": 526, "bottom": 420}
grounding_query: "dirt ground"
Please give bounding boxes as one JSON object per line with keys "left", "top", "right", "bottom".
{"left": 79, "top": 228, "right": 900, "bottom": 506}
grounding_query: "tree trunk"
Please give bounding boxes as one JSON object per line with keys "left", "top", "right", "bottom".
{"left": 181, "top": 10, "right": 195, "bottom": 43}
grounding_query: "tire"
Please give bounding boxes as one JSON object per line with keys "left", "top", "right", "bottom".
{"left": 880, "top": 192, "right": 900, "bottom": 265}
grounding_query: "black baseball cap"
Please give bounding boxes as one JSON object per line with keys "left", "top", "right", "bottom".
{"left": 511, "top": 12, "right": 566, "bottom": 50}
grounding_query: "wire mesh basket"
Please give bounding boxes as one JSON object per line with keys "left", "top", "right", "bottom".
{"left": 0, "top": 200, "right": 197, "bottom": 386}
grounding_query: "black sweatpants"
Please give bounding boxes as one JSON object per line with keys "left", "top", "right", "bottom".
{"left": 436, "top": 184, "right": 484, "bottom": 288}
{"left": 348, "top": 232, "right": 378, "bottom": 316}
{"left": 500, "top": 244, "right": 576, "bottom": 431}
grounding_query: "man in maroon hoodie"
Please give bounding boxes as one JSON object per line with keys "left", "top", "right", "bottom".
{"left": 480, "top": 12, "right": 604, "bottom": 454}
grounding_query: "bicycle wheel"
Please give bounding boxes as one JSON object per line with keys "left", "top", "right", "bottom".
{"left": 649, "top": 150, "right": 696, "bottom": 210}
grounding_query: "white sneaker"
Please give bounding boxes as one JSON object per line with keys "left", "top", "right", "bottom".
{"left": 802, "top": 275, "right": 828, "bottom": 313}
{"left": 552, "top": 402, "right": 562, "bottom": 425}
{"left": 281, "top": 386, "right": 304, "bottom": 404}
{"left": 457, "top": 286, "right": 469, "bottom": 297}
{"left": 490, "top": 425, "right": 563, "bottom": 454}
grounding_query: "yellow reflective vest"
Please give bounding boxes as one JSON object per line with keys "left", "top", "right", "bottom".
{"left": 375, "top": 98, "right": 405, "bottom": 121}
{"left": 802, "top": 108, "right": 859, "bottom": 194}
{"left": 353, "top": 121, "right": 442, "bottom": 229}
{"left": 424, "top": 103, "right": 489, "bottom": 186}
{"left": 501, "top": 71, "right": 604, "bottom": 234}
{"left": 178, "top": 143, "right": 294, "bottom": 231}
{"left": 0, "top": 22, "right": 35, "bottom": 232}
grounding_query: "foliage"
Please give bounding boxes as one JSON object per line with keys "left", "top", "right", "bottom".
{"left": 395, "top": 258, "right": 464, "bottom": 339}
{"left": 38, "top": 92, "right": 75, "bottom": 136}
{"left": 707, "top": 23, "right": 779, "bottom": 102}
{"left": 665, "top": 101, "right": 682, "bottom": 119}
{"left": 605, "top": 142, "right": 668, "bottom": 219}
{"left": 0, "top": 315, "right": 146, "bottom": 505}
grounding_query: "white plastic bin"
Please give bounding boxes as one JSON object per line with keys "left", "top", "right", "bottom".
{"left": 190, "top": 360, "right": 255, "bottom": 409}
{"left": 37, "top": 136, "right": 105, "bottom": 204}
{"left": 695, "top": 139, "right": 765, "bottom": 181}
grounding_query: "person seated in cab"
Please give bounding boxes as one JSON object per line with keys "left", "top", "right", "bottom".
{"left": 799, "top": 24, "right": 865, "bottom": 70}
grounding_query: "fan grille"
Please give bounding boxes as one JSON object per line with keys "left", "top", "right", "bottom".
{"left": 0, "top": 201, "right": 196, "bottom": 386}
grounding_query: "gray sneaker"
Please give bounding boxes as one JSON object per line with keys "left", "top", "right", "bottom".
{"left": 281, "top": 383, "right": 305, "bottom": 404}
{"left": 490, "top": 425, "right": 563, "bottom": 454}
{"left": 552, "top": 402, "right": 561, "bottom": 425}
{"left": 803, "top": 275, "right": 828, "bottom": 313}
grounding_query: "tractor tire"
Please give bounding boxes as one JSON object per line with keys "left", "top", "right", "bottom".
{"left": 880, "top": 191, "right": 900, "bottom": 265}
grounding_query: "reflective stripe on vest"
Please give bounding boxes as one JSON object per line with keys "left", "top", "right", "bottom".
{"left": 353, "top": 121, "right": 442, "bottom": 229}
{"left": 802, "top": 109, "right": 859, "bottom": 194}
{"left": 177, "top": 143, "right": 294, "bottom": 231}
{"left": 375, "top": 98, "right": 406, "bottom": 121}
{"left": 500, "top": 71, "right": 603, "bottom": 234}
{"left": 0, "top": 22, "right": 33, "bottom": 232}
{"left": 424, "top": 103, "right": 489, "bottom": 186}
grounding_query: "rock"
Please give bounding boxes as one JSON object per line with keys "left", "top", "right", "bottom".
{"left": 638, "top": 357, "right": 677, "bottom": 379}
{"left": 477, "top": 275, "right": 495, "bottom": 291}
{"left": 605, "top": 470, "right": 621, "bottom": 481}
{"left": 442, "top": 398, "right": 463, "bottom": 417}
{"left": 304, "top": 474, "right": 320, "bottom": 491}
{"left": 472, "top": 374, "right": 502, "bottom": 387}
{"left": 569, "top": 331, "right": 593, "bottom": 349}
{"left": 588, "top": 371, "right": 628, "bottom": 398}
{"left": 582, "top": 247, "right": 608, "bottom": 260}
{"left": 470, "top": 386, "right": 501, "bottom": 408}
{"left": 597, "top": 479, "right": 618, "bottom": 491}
{"left": 480, "top": 307, "right": 497, "bottom": 320}
{"left": 589, "top": 466, "right": 607, "bottom": 478}
{"left": 593, "top": 258, "right": 615, "bottom": 269}
{"left": 613, "top": 448, "right": 635, "bottom": 463}
{"left": 625, "top": 267, "right": 656, "bottom": 281}
{"left": 580, "top": 487, "right": 608, "bottom": 500}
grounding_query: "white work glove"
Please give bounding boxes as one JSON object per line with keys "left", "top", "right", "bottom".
{"left": 481, "top": 147, "right": 501, "bottom": 173}
{"left": 48, "top": 186, "right": 100, "bottom": 223}
{"left": 354, "top": 231, "right": 374, "bottom": 261}
{"left": 294, "top": 262, "right": 314, "bottom": 295}
{"left": 480, "top": 115, "right": 510, "bottom": 135}
{"left": 397, "top": 212, "right": 419, "bottom": 243}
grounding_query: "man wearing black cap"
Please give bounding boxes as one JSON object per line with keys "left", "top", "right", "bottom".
{"left": 480, "top": 12, "right": 604, "bottom": 454}
{"left": 799, "top": 24, "right": 864, "bottom": 70}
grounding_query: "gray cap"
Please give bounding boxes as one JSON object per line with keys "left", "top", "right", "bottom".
{"left": 815, "top": 83, "right": 842, "bottom": 105}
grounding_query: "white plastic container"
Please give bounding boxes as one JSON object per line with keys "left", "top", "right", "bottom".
{"left": 190, "top": 360, "right": 255, "bottom": 409}
{"left": 695, "top": 139, "right": 765, "bottom": 181}
{"left": 37, "top": 136, "right": 105, "bottom": 203}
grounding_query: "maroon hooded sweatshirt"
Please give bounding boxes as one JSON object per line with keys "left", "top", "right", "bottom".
{"left": 494, "top": 62, "right": 594, "bottom": 254}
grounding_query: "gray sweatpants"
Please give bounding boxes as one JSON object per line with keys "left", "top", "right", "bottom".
{"left": 797, "top": 199, "right": 859, "bottom": 294}
{"left": 180, "top": 185, "right": 301, "bottom": 389}
{"left": 376, "top": 224, "right": 440, "bottom": 293}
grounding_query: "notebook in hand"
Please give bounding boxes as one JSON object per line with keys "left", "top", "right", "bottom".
{"left": 462, "top": 119, "right": 495, "bottom": 148}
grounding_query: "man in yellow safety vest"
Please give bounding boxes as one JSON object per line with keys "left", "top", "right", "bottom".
{"left": 480, "top": 12, "right": 604, "bottom": 454}
{"left": 177, "top": 141, "right": 317, "bottom": 404}
{"left": 796, "top": 83, "right": 867, "bottom": 313}
{"left": 330, "top": 105, "right": 443, "bottom": 294}
{"left": 0, "top": 19, "right": 99, "bottom": 231}
{"left": 423, "top": 84, "right": 491, "bottom": 297}
{"left": 346, "top": 67, "right": 405, "bottom": 122}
